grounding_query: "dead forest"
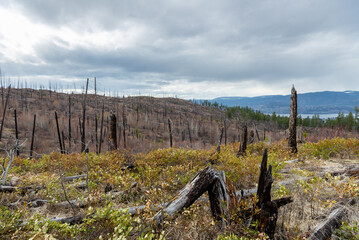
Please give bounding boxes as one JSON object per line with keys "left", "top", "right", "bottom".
{"left": 0, "top": 81, "right": 359, "bottom": 239}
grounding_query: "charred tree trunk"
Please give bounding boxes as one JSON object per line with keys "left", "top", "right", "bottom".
{"left": 153, "top": 167, "right": 231, "bottom": 226}
{"left": 29, "top": 114, "right": 36, "bottom": 159}
{"left": 216, "top": 125, "right": 224, "bottom": 153}
{"left": 81, "top": 78, "right": 89, "bottom": 152}
{"left": 237, "top": 124, "right": 248, "bottom": 157}
{"left": 109, "top": 111, "right": 117, "bottom": 150}
{"left": 14, "top": 109, "right": 19, "bottom": 156}
{"left": 55, "top": 111, "right": 63, "bottom": 154}
{"left": 122, "top": 100, "right": 127, "bottom": 149}
{"left": 98, "top": 100, "right": 105, "bottom": 154}
{"left": 168, "top": 118, "right": 173, "bottom": 148}
{"left": 187, "top": 120, "right": 192, "bottom": 148}
{"left": 224, "top": 120, "right": 227, "bottom": 145}
{"left": 308, "top": 207, "right": 348, "bottom": 240}
{"left": 68, "top": 95, "right": 72, "bottom": 153}
{"left": 95, "top": 114, "right": 98, "bottom": 153}
{"left": 0, "top": 85, "right": 11, "bottom": 140}
{"left": 253, "top": 149, "right": 293, "bottom": 239}
{"left": 62, "top": 131, "right": 66, "bottom": 154}
{"left": 288, "top": 85, "right": 297, "bottom": 153}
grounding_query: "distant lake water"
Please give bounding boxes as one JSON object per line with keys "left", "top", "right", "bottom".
{"left": 273, "top": 113, "right": 346, "bottom": 119}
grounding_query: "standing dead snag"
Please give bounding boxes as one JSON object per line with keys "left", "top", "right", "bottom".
{"left": 29, "top": 114, "right": 36, "bottom": 159}
{"left": 187, "top": 120, "right": 192, "bottom": 148}
{"left": 0, "top": 85, "right": 11, "bottom": 141}
{"left": 237, "top": 124, "right": 248, "bottom": 157}
{"left": 288, "top": 85, "right": 297, "bottom": 153}
{"left": 168, "top": 118, "right": 173, "bottom": 148}
{"left": 14, "top": 109, "right": 19, "bottom": 156}
{"left": 216, "top": 125, "right": 224, "bottom": 153}
{"left": 153, "top": 167, "right": 231, "bottom": 226}
{"left": 109, "top": 111, "right": 117, "bottom": 150}
{"left": 81, "top": 78, "right": 89, "bottom": 152}
{"left": 253, "top": 149, "right": 293, "bottom": 239}
{"left": 55, "top": 111, "right": 63, "bottom": 154}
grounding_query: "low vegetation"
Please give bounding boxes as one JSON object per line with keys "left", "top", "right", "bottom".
{"left": 1, "top": 138, "right": 359, "bottom": 239}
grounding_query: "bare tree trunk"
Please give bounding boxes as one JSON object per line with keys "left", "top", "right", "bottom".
{"left": 168, "top": 118, "right": 173, "bottom": 148}
{"left": 217, "top": 125, "right": 224, "bottom": 153}
{"left": 237, "top": 124, "right": 247, "bottom": 156}
{"left": 122, "top": 99, "right": 127, "bottom": 149}
{"left": 95, "top": 114, "right": 98, "bottom": 153}
{"left": 187, "top": 120, "right": 192, "bottom": 148}
{"left": 109, "top": 111, "right": 117, "bottom": 150}
{"left": 99, "top": 100, "right": 105, "bottom": 154}
{"left": 55, "top": 111, "right": 63, "bottom": 154}
{"left": 0, "top": 85, "right": 11, "bottom": 140}
{"left": 81, "top": 78, "right": 89, "bottom": 152}
{"left": 68, "top": 95, "right": 72, "bottom": 153}
{"left": 288, "top": 85, "right": 297, "bottom": 153}
{"left": 153, "top": 167, "right": 231, "bottom": 226}
{"left": 14, "top": 109, "right": 19, "bottom": 156}
{"left": 30, "top": 114, "right": 36, "bottom": 159}
{"left": 62, "top": 131, "right": 66, "bottom": 154}
{"left": 224, "top": 120, "right": 227, "bottom": 145}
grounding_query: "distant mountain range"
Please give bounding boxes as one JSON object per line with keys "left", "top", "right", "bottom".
{"left": 207, "top": 91, "right": 359, "bottom": 114}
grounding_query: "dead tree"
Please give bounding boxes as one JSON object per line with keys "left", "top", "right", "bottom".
{"left": 29, "top": 114, "right": 36, "bottom": 159}
{"left": 0, "top": 85, "right": 11, "bottom": 140}
{"left": 55, "top": 111, "right": 63, "bottom": 154}
{"left": 187, "top": 120, "right": 192, "bottom": 148}
{"left": 68, "top": 95, "right": 72, "bottom": 153}
{"left": 253, "top": 149, "right": 293, "bottom": 239}
{"left": 98, "top": 100, "right": 105, "bottom": 154}
{"left": 288, "top": 85, "right": 297, "bottom": 153}
{"left": 122, "top": 99, "right": 127, "bottom": 149}
{"left": 153, "top": 166, "right": 231, "bottom": 226}
{"left": 253, "top": 122, "right": 261, "bottom": 142}
{"left": 248, "top": 130, "right": 255, "bottom": 144}
{"left": 14, "top": 110, "right": 19, "bottom": 156}
{"left": 216, "top": 125, "right": 224, "bottom": 153}
{"left": 168, "top": 118, "right": 173, "bottom": 148}
{"left": 224, "top": 120, "right": 227, "bottom": 145}
{"left": 81, "top": 78, "right": 89, "bottom": 152}
{"left": 237, "top": 124, "right": 248, "bottom": 157}
{"left": 108, "top": 111, "right": 117, "bottom": 150}
{"left": 307, "top": 207, "right": 348, "bottom": 240}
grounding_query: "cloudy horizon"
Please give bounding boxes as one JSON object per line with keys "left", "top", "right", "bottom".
{"left": 1, "top": 0, "right": 359, "bottom": 99}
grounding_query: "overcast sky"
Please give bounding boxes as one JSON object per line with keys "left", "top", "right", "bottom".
{"left": 0, "top": 0, "right": 359, "bottom": 99}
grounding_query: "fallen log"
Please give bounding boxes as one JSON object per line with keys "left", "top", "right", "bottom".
{"left": 63, "top": 174, "right": 87, "bottom": 182}
{"left": 307, "top": 207, "right": 348, "bottom": 240}
{"left": 152, "top": 166, "right": 231, "bottom": 226}
{"left": 0, "top": 185, "right": 44, "bottom": 193}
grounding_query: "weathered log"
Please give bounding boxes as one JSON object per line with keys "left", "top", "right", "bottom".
{"left": 288, "top": 85, "right": 297, "bottom": 153}
{"left": 51, "top": 214, "right": 87, "bottom": 225}
{"left": 152, "top": 167, "right": 230, "bottom": 226}
{"left": 307, "top": 207, "right": 347, "bottom": 240}
{"left": 208, "top": 170, "right": 230, "bottom": 224}
{"left": 63, "top": 174, "right": 87, "bottom": 182}
{"left": 0, "top": 185, "right": 44, "bottom": 193}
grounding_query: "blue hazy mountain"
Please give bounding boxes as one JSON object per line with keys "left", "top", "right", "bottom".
{"left": 208, "top": 91, "right": 359, "bottom": 114}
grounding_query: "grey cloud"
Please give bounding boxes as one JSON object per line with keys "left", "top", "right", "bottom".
{"left": 2, "top": 0, "right": 359, "bottom": 97}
